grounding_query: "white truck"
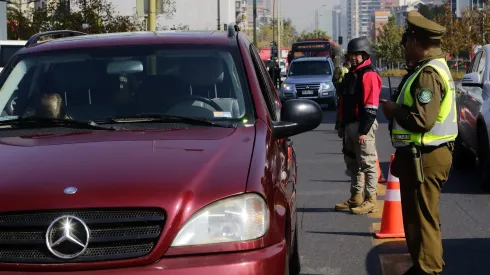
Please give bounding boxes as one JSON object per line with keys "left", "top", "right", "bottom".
{"left": 0, "top": 40, "right": 27, "bottom": 72}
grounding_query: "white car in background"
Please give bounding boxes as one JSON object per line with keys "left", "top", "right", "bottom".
{"left": 0, "top": 40, "right": 27, "bottom": 72}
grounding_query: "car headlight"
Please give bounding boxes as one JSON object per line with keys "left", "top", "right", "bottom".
{"left": 320, "top": 82, "right": 332, "bottom": 90}
{"left": 282, "top": 83, "right": 294, "bottom": 91}
{"left": 171, "top": 193, "right": 269, "bottom": 247}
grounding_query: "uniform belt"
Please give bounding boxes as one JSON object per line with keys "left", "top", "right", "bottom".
{"left": 420, "top": 142, "right": 454, "bottom": 153}
{"left": 396, "top": 142, "right": 454, "bottom": 155}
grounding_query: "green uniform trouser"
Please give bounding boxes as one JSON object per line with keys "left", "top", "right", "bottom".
{"left": 391, "top": 145, "right": 453, "bottom": 275}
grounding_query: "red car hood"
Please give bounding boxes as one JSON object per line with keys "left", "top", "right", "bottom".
{"left": 0, "top": 127, "right": 255, "bottom": 213}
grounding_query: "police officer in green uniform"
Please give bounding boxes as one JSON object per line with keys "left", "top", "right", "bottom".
{"left": 381, "top": 11, "right": 457, "bottom": 275}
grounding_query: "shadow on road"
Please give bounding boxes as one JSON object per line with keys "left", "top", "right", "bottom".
{"left": 379, "top": 160, "right": 488, "bottom": 195}
{"left": 297, "top": 207, "right": 337, "bottom": 213}
{"left": 442, "top": 168, "right": 488, "bottom": 195}
{"left": 306, "top": 231, "right": 373, "bottom": 237}
{"left": 365, "top": 238, "right": 490, "bottom": 275}
{"left": 379, "top": 161, "right": 390, "bottom": 179}
{"left": 309, "top": 179, "right": 350, "bottom": 183}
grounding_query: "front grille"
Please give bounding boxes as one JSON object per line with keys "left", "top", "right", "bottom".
{"left": 295, "top": 83, "right": 320, "bottom": 97}
{"left": 0, "top": 208, "right": 165, "bottom": 264}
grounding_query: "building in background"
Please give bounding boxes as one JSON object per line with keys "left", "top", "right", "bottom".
{"left": 346, "top": 0, "right": 381, "bottom": 41}
{"left": 246, "top": 0, "right": 274, "bottom": 29}
{"left": 315, "top": 5, "right": 332, "bottom": 35}
{"left": 392, "top": 0, "right": 424, "bottom": 26}
{"left": 380, "top": 0, "right": 397, "bottom": 10}
{"left": 371, "top": 10, "right": 390, "bottom": 42}
{"left": 340, "top": 0, "right": 348, "bottom": 49}
{"left": 141, "top": 0, "right": 235, "bottom": 30}
{"left": 236, "top": 0, "right": 248, "bottom": 30}
{"left": 346, "top": 0, "right": 359, "bottom": 41}
{"left": 450, "top": 0, "right": 485, "bottom": 17}
{"left": 359, "top": 0, "right": 381, "bottom": 37}
{"left": 332, "top": 5, "right": 342, "bottom": 42}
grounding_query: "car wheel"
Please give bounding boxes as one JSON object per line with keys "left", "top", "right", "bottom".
{"left": 289, "top": 216, "right": 301, "bottom": 275}
{"left": 477, "top": 126, "right": 490, "bottom": 192}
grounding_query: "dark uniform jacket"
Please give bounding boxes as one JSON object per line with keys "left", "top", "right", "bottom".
{"left": 338, "top": 58, "right": 382, "bottom": 135}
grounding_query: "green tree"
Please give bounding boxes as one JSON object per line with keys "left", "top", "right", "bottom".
{"left": 374, "top": 14, "right": 403, "bottom": 68}
{"left": 418, "top": 4, "right": 445, "bottom": 20}
{"left": 15, "top": 0, "right": 147, "bottom": 40}
{"left": 296, "top": 29, "right": 330, "bottom": 41}
{"left": 256, "top": 18, "right": 297, "bottom": 48}
{"left": 158, "top": 0, "right": 177, "bottom": 20}
{"left": 7, "top": 1, "right": 34, "bottom": 40}
{"left": 435, "top": 3, "right": 466, "bottom": 56}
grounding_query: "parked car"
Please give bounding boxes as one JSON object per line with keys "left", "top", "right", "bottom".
{"left": 453, "top": 44, "right": 490, "bottom": 191}
{"left": 279, "top": 56, "right": 337, "bottom": 110}
{"left": 0, "top": 26, "right": 323, "bottom": 274}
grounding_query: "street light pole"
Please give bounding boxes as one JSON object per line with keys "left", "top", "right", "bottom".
{"left": 217, "top": 0, "right": 220, "bottom": 30}
{"left": 253, "top": 0, "right": 257, "bottom": 45}
{"left": 277, "top": 0, "right": 281, "bottom": 61}
{"left": 147, "top": 0, "right": 156, "bottom": 31}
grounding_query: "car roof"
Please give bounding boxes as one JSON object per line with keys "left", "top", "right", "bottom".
{"left": 19, "top": 31, "right": 236, "bottom": 54}
{"left": 292, "top": 57, "right": 332, "bottom": 62}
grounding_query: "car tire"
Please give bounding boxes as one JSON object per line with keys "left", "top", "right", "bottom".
{"left": 289, "top": 215, "right": 301, "bottom": 275}
{"left": 477, "top": 125, "right": 490, "bottom": 192}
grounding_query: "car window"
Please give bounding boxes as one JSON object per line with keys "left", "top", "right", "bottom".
{"left": 0, "top": 44, "right": 254, "bottom": 126}
{"left": 0, "top": 45, "right": 24, "bottom": 67}
{"left": 288, "top": 60, "right": 332, "bottom": 76}
{"left": 476, "top": 51, "right": 486, "bottom": 82}
{"left": 469, "top": 51, "right": 482, "bottom": 74}
{"left": 249, "top": 44, "right": 279, "bottom": 121}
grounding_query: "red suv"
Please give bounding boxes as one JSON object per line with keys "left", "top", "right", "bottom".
{"left": 0, "top": 26, "right": 322, "bottom": 274}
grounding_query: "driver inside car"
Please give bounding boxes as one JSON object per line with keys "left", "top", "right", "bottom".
{"left": 35, "top": 93, "right": 64, "bottom": 118}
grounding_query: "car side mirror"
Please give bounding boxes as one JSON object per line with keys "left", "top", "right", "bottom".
{"left": 272, "top": 99, "right": 323, "bottom": 139}
{"left": 461, "top": 72, "right": 482, "bottom": 87}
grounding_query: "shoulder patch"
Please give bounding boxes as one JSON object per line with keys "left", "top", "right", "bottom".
{"left": 418, "top": 88, "right": 433, "bottom": 104}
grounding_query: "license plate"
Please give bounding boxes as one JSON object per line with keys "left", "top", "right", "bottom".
{"left": 302, "top": 90, "right": 314, "bottom": 95}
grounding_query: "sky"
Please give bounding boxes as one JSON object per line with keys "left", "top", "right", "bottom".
{"left": 108, "top": 0, "right": 341, "bottom": 33}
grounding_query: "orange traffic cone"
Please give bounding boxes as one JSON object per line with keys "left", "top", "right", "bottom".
{"left": 377, "top": 157, "right": 387, "bottom": 183}
{"left": 375, "top": 154, "right": 405, "bottom": 239}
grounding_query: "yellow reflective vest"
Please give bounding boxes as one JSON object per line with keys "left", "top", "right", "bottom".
{"left": 391, "top": 58, "right": 458, "bottom": 147}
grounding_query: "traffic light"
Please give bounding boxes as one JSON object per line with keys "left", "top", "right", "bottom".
{"left": 338, "top": 36, "right": 343, "bottom": 45}
{"left": 270, "top": 41, "right": 278, "bottom": 60}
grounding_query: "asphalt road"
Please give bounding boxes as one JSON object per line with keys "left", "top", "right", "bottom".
{"left": 292, "top": 77, "right": 490, "bottom": 275}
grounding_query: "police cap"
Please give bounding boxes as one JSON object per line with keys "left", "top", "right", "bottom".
{"left": 405, "top": 10, "right": 446, "bottom": 40}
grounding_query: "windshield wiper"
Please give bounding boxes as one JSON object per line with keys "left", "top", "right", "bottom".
{"left": 0, "top": 117, "right": 117, "bottom": 131}
{"left": 102, "top": 114, "right": 234, "bottom": 128}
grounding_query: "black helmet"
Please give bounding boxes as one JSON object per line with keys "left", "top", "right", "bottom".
{"left": 347, "top": 37, "right": 372, "bottom": 56}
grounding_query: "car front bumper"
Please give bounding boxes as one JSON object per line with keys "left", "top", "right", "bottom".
{"left": 0, "top": 241, "right": 287, "bottom": 275}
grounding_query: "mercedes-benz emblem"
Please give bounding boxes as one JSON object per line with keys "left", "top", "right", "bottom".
{"left": 64, "top": 187, "right": 77, "bottom": 194}
{"left": 45, "top": 215, "right": 90, "bottom": 259}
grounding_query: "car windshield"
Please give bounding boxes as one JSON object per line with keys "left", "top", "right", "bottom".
{"left": 288, "top": 60, "right": 331, "bottom": 76}
{"left": 0, "top": 44, "right": 253, "bottom": 128}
